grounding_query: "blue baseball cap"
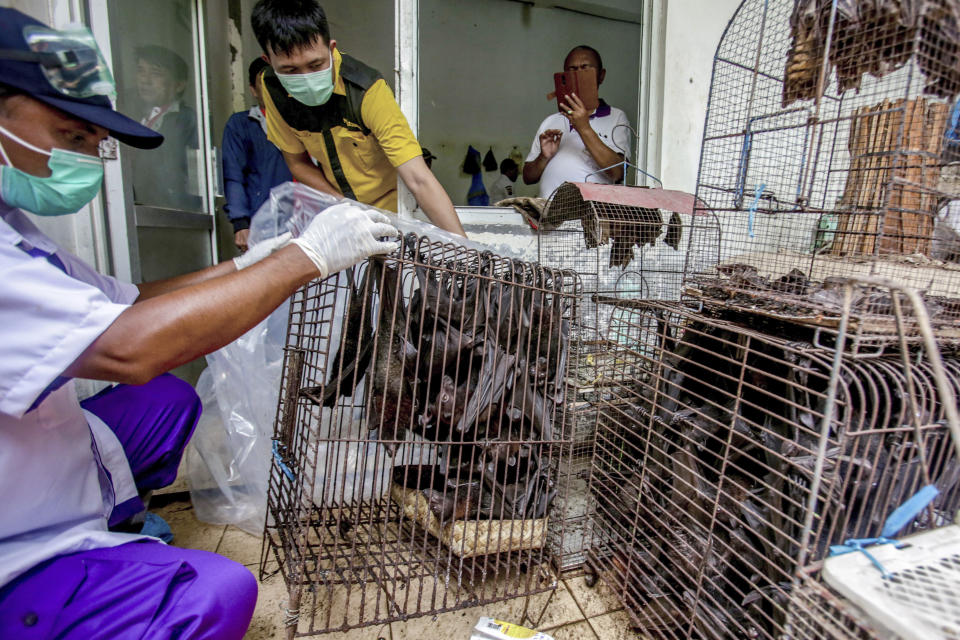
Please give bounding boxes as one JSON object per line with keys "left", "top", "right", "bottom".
{"left": 0, "top": 8, "right": 163, "bottom": 150}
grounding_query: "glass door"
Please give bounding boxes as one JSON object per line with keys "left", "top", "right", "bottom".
{"left": 106, "top": 0, "right": 215, "bottom": 283}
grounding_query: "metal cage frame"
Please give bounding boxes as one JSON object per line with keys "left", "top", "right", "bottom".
{"left": 260, "top": 233, "right": 585, "bottom": 637}
{"left": 585, "top": 276, "right": 960, "bottom": 639}
{"left": 683, "top": 0, "right": 960, "bottom": 339}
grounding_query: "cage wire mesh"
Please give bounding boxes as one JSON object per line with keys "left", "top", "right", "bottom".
{"left": 539, "top": 182, "right": 706, "bottom": 323}
{"left": 584, "top": 280, "right": 960, "bottom": 639}
{"left": 261, "top": 232, "right": 582, "bottom": 635}
{"left": 684, "top": 0, "right": 960, "bottom": 340}
{"left": 534, "top": 181, "right": 713, "bottom": 569}
{"left": 784, "top": 578, "right": 878, "bottom": 640}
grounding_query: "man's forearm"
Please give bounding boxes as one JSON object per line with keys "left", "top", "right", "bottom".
{"left": 397, "top": 156, "right": 466, "bottom": 236}
{"left": 414, "top": 181, "right": 465, "bottom": 236}
{"left": 578, "top": 127, "right": 624, "bottom": 183}
{"left": 523, "top": 155, "right": 548, "bottom": 184}
{"left": 137, "top": 260, "right": 238, "bottom": 301}
{"left": 290, "top": 163, "right": 341, "bottom": 196}
{"left": 68, "top": 246, "right": 317, "bottom": 384}
{"left": 282, "top": 151, "right": 342, "bottom": 197}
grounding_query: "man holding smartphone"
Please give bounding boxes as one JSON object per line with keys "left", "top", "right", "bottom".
{"left": 522, "top": 45, "right": 632, "bottom": 199}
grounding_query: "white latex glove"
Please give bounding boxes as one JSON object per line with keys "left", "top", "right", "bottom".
{"left": 291, "top": 202, "right": 400, "bottom": 277}
{"left": 233, "top": 232, "right": 292, "bottom": 270}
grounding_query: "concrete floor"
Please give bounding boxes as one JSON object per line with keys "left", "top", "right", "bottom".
{"left": 154, "top": 497, "right": 645, "bottom": 640}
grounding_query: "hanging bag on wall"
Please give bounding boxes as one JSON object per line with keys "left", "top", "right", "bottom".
{"left": 483, "top": 147, "right": 498, "bottom": 172}
{"left": 509, "top": 146, "right": 524, "bottom": 169}
{"left": 462, "top": 145, "right": 482, "bottom": 175}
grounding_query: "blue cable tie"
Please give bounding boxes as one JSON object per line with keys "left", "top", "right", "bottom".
{"left": 829, "top": 537, "right": 902, "bottom": 578}
{"left": 828, "top": 485, "right": 939, "bottom": 578}
{"left": 748, "top": 183, "right": 765, "bottom": 239}
{"left": 272, "top": 440, "right": 296, "bottom": 482}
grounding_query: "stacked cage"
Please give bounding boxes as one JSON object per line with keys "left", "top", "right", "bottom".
{"left": 535, "top": 181, "right": 711, "bottom": 569}
{"left": 585, "top": 292, "right": 960, "bottom": 639}
{"left": 584, "top": 0, "right": 960, "bottom": 636}
{"left": 683, "top": 0, "right": 960, "bottom": 339}
{"left": 262, "top": 233, "right": 579, "bottom": 636}
{"left": 538, "top": 182, "right": 707, "bottom": 327}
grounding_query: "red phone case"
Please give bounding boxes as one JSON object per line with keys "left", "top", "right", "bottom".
{"left": 553, "top": 69, "right": 599, "bottom": 113}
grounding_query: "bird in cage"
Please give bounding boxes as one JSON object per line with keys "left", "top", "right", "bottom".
{"left": 665, "top": 211, "right": 683, "bottom": 250}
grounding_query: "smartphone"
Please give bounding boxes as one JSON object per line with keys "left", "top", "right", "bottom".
{"left": 553, "top": 69, "right": 599, "bottom": 113}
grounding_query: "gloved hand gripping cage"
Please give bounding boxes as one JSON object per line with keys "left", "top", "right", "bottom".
{"left": 262, "top": 214, "right": 581, "bottom": 635}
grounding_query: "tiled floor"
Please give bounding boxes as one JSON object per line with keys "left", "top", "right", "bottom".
{"left": 154, "top": 496, "right": 649, "bottom": 639}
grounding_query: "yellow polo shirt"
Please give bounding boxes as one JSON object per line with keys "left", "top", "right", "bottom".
{"left": 262, "top": 49, "right": 422, "bottom": 212}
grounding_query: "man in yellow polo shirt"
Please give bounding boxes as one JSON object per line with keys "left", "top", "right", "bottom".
{"left": 251, "top": 0, "right": 465, "bottom": 236}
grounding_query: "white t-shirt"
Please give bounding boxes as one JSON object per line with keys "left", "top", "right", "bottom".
{"left": 525, "top": 101, "right": 631, "bottom": 199}
{"left": 0, "top": 202, "right": 146, "bottom": 588}
{"left": 489, "top": 174, "right": 516, "bottom": 204}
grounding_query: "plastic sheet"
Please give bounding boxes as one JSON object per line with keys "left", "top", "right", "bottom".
{"left": 186, "top": 183, "right": 336, "bottom": 533}
{"left": 184, "top": 310, "right": 284, "bottom": 533}
{"left": 282, "top": 180, "right": 527, "bottom": 258}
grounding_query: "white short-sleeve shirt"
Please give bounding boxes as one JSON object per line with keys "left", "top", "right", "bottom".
{"left": 0, "top": 201, "right": 146, "bottom": 588}
{"left": 525, "top": 101, "right": 631, "bottom": 199}
{"left": 488, "top": 174, "right": 515, "bottom": 204}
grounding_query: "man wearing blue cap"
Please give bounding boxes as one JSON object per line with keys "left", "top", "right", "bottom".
{"left": 0, "top": 8, "right": 400, "bottom": 639}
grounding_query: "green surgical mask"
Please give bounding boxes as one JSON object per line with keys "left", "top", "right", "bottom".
{"left": 0, "top": 124, "right": 104, "bottom": 216}
{"left": 276, "top": 65, "right": 335, "bottom": 107}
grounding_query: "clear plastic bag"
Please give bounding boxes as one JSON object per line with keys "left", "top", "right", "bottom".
{"left": 185, "top": 182, "right": 337, "bottom": 533}
{"left": 184, "top": 312, "right": 284, "bottom": 533}
{"left": 185, "top": 183, "right": 429, "bottom": 531}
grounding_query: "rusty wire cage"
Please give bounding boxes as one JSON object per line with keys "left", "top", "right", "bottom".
{"left": 685, "top": 0, "right": 960, "bottom": 338}
{"left": 584, "top": 278, "right": 960, "bottom": 639}
{"left": 538, "top": 182, "right": 708, "bottom": 329}
{"left": 261, "top": 232, "right": 581, "bottom": 636}
{"left": 784, "top": 578, "right": 878, "bottom": 640}
{"left": 533, "top": 181, "right": 713, "bottom": 570}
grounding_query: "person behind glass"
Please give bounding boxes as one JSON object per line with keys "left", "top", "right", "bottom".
{"left": 523, "top": 45, "right": 632, "bottom": 199}
{"left": 489, "top": 158, "right": 519, "bottom": 204}
{"left": 251, "top": 0, "right": 465, "bottom": 236}
{"left": 133, "top": 44, "right": 201, "bottom": 210}
{"left": 0, "top": 9, "right": 399, "bottom": 638}
{"left": 223, "top": 58, "right": 294, "bottom": 252}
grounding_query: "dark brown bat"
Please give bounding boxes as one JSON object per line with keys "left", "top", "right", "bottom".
{"left": 368, "top": 259, "right": 418, "bottom": 450}
{"left": 422, "top": 481, "right": 481, "bottom": 522}
{"left": 435, "top": 374, "right": 469, "bottom": 429}
{"left": 606, "top": 208, "right": 663, "bottom": 269}
{"left": 509, "top": 378, "right": 553, "bottom": 441}
{"left": 455, "top": 344, "right": 516, "bottom": 436}
{"left": 665, "top": 211, "right": 683, "bottom": 250}
{"left": 415, "top": 317, "right": 479, "bottom": 381}
{"left": 300, "top": 266, "right": 376, "bottom": 407}
{"left": 392, "top": 464, "right": 447, "bottom": 491}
